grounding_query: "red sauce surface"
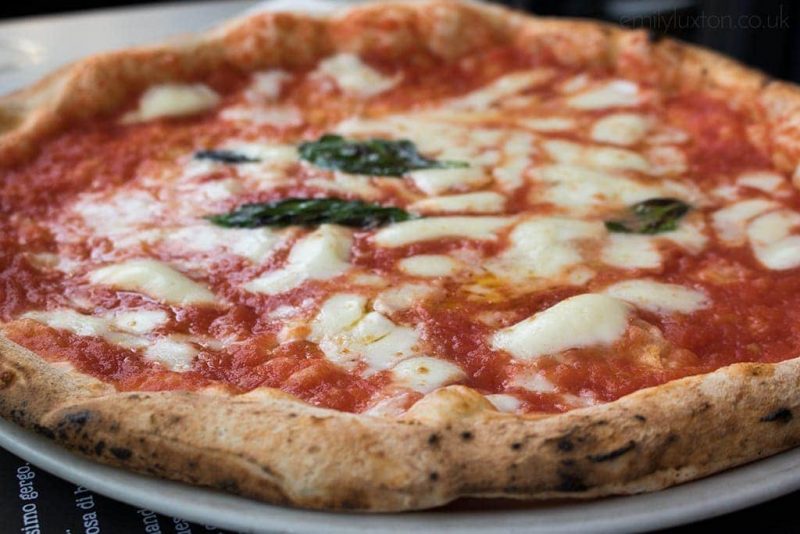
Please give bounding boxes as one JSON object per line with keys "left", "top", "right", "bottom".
{"left": 2, "top": 45, "right": 797, "bottom": 414}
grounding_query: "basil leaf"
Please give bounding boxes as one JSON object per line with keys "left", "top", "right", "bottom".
{"left": 298, "top": 134, "right": 467, "bottom": 176}
{"left": 194, "top": 149, "right": 260, "bottom": 164}
{"left": 208, "top": 198, "right": 415, "bottom": 229}
{"left": 605, "top": 198, "right": 690, "bottom": 234}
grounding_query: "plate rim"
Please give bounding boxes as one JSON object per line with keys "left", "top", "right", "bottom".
{"left": 2, "top": 417, "right": 800, "bottom": 533}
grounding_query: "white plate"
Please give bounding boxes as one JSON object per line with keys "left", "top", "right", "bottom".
{"left": 1, "top": 417, "right": 799, "bottom": 533}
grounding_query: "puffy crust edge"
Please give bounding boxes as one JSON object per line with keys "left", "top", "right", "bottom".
{"left": 1, "top": 0, "right": 800, "bottom": 511}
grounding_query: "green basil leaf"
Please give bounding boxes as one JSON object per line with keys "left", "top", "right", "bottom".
{"left": 207, "top": 198, "right": 415, "bottom": 229}
{"left": 605, "top": 198, "right": 690, "bottom": 234}
{"left": 298, "top": 134, "right": 467, "bottom": 176}
{"left": 194, "top": 149, "right": 260, "bottom": 164}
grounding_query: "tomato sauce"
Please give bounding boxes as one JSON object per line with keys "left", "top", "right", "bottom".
{"left": 3, "top": 45, "right": 799, "bottom": 415}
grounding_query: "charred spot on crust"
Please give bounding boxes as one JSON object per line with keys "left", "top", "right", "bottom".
{"left": 428, "top": 433, "right": 441, "bottom": 447}
{"left": 510, "top": 442, "right": 522, "bottom": 451}
{"left": 647, "top": 29, "right": 666, "bottom": 43}
{"left": 557, "top": 438, "right": 574, "bottom": 452}
{"left": 761, "top": 408, "right": 793, "bottom": 424}
{"left": 460, "top": 431, "right": 474, "bottom": 441}
{"left": 94, "top": 441, "right": 105, "bottom": 455}
{"left": 0, "top": 370, "right": 15, "bottom": 389}
{"left": 62, "top": 410, "right": 92, "bottom": 427}
{"left": 556, "top": 471, "right": 588, "bottom": 492}
{"left": 110, "top": 447, "right": 132, "bottom": 461}
{"left": 634, "top": 414, "right": 647, "bottom": 422}
{"left": 33, "top": 424, "right": 55, "bottom": 439}
{"left": 587, "top": 441, "right": 636, "bottom": 463}
{"left": 217, "top": 478, "right": 240, "bottom": 493}
{"left": 429, "top": 471, "right": 439, "bottom": 482}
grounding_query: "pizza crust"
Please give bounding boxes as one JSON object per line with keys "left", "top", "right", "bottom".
{"left": 1, "top": 0, "right": 800, "bottom": 511}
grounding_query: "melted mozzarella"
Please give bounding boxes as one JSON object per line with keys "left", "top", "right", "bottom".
{"left": 123, "top": 83, "right": 219, "bottom": 123}
{"left": 737, "top": 171, "right": 785, "bottom": 193}
{"left": 519, "top": 116, "right": 575, "bottom": 132}
{"left": 747, "top": 210, "right": 800, "bottom": 270}
{"left": 447, "top": 70, "right": 553, "bottom": 110}
{"left": 315, "top": 53, "right": 399, "bottom": 97}
{"left": 491, "top": 294, "right": 630, "bottom": 361}
{"left": 391, "top": 356, "right": 465, "bottom": 393}
{"left": 567, "top": 80, "right": 640, "bottom": 110}
{"left": 22, "top": 309, "right": 145, "bottom": 348}
{"left": 166, "top": 224, "right": 280, "bottom": 263}
{"left": 144, "top": 336, "right": 197, "bottom": 371}
{"left": 604, "top": 280, "right": 709, "bottom": 314}
{"left": 309, "top": 294, "right": 367, "bottom": 341}
{"left": 410, "top": 191, "right": 505, "bottom": 214}
{"left": 373, "top": 217, "right": 511, "bottom": 247}
{"left": 408, "top": 166, "right": 490, "bottom": 195}
{"left": 244, "top": 70, "right": 291, "bottom": 101}
{"left": 317, "top": 311, "right": 422, "bottom": 372}
{"left": 491, "top": 217, "right": 603, "bottom": 280}
{"left": 591, "top": 113, "right": 649, "bottom": 146}
{"left": 110, "top": 309, "right": 169, "bottom": 334}
{"left": 712, "top": 199, "right": 779, "bottom": 245}
{"left": 533, "top": 164, "right": 669, "bottom": 213}
{"left": 220, "top": 106, "right": 302, "bottom": 127}
{"left": 484, "top": 394, "right": 522, "bottom": 413}
{"left": 89, "top": 260, "right": 217, "bottom": 306}
{"left": 602, "top": 234, "right": 662, "bottom": 269}
{"left": 373, "top": 283, "right": 437, "bottom": 315}
{"left": 245, "top": 225, "right": 352, "bottom": 295}
{"left": 543, "top": 139, "right": 649, "bottom": 172}
{"left": 398, "top": 255, "right": 461, "bottom": 277}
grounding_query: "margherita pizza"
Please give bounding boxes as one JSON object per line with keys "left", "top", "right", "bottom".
{"left": 1, "top": 0, "right": 799, "bottom": 511}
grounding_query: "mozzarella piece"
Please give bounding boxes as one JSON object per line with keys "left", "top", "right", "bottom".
{"left": 567, "top": 80, "right": 640, "bottom": 110}
{"left": 485, "top": 394, "right": 522, "bottom": 413}
{"left": 309, "top": 294, "right": 367, "bottom": 341}
{"left": 245, "top": 225, "right": 352, "bottom": 295}
{"left": 144, "top": 336, "right": 197, "bottom": 371}
{"left": 391, "top": 356, "right": 466, "bottom": 393}
{"left": 166, "top": 225, "right": 280, "bottom": 263}
{"left": 318, "top": 311, "right": 422, "bottom": 372}
{"left": 533, "top": 164, "right": 671, "bottom": 213}
{"left": 21, "top": 309, "right": 145, "bottom": 349}
{"left": 123, "top": 83, "right": 219, "bottom": 123}
{"left": 398, "top": 255, "right": 461, "bottom": 277}
{"left": 447, "top": 70, "right": 553, "bottom": 110}
{"left": 410, "top": 192, "right": 505, "bottom": 214}
{"left": 604, "top": 280, "right": 709, "bottom": 314}
{"left": 73, "top": 191, "right": 161, "bottom": 246}
{"left": 510, "top": 370, "right": 556, "bottom": 393}
{"left": 737, "top": 171, "right": 785, "bottom": 193}
{"left": 373, "top": 283, "right": 436, "bottom": 315}
{"left": 315, "top": 53, "right": 399, "bottom": 97}
{"left": 244, "top": 70, "right": 291, "bottom": 101}
{"left": 494, "top": 217, "right": 604, "bottom": 280}
{"left": 89, "top": 260, "right": 217, "bottom": 306}
{"left": 408, "top": 166, "right": 490, "bottom": 195}
{"left": 747, "top": 210, "right": 800, "bottom": 270}
{"left": 373, "top": 217, "right": 511, "bottom": 247}
{"left": 491, "top": 294, "right": 630, "bottom": 361}
{"left": 519, "top": 117, "right": 575, "bottom": 132}
{"left": 111, "top": 309, "right": 169, "bottom": 334}
{"left": 602, "top": 234, "right": 663, "bottom": 270}
{"left": 712, "top": 199, "right": 779, "bottom": 245}
{"left": 220, "top": 106, "right": 302, "bottom": 127}
{"left": 591, "top": 113, "right": 649, "bottom": 146}
{"left": 543, "top": 139, "right": 649, "bottom": 172}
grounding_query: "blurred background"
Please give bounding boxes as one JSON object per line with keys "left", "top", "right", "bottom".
{"left": 0, "top": 0, "right": 797, "bottom": 93}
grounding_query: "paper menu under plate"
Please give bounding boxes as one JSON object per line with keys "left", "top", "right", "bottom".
{"left": 0, "top": 446, "right": 235, "bottom": 534}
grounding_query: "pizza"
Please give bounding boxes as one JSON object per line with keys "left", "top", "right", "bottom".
{"left": 1, "top": 0, "right": 800, "bottom": 512}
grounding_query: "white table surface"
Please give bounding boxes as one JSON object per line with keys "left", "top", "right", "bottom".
{"left": 0, "top": 0, "right": 257, "bottom": 95}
